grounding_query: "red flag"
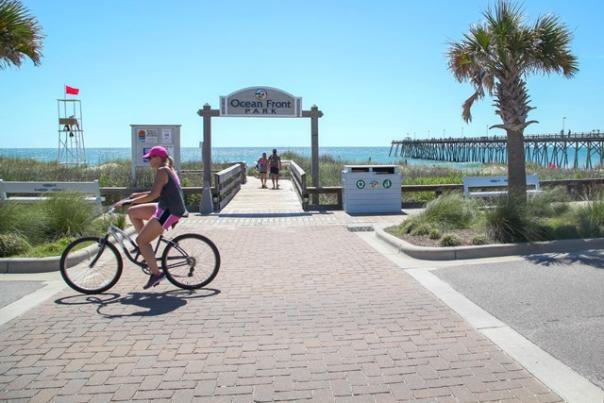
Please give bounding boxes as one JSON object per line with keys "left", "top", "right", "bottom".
{"left": 65, "top": 85, "right": 79, "bottom": 95}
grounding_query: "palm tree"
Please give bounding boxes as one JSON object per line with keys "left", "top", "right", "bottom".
{"left": 0, "top": 0, "right": 44, "bottom": 69}
{"left": 448, "top": 1, "right": 578, "bottom": 198}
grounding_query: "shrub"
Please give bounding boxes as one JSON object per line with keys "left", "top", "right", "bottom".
{"left": 401, "top": 217, "right": 420, "bottom": 234}
{"left": 423, "top": 193, "right": 480, "bottom": 229}
{"left": 526, "top": 187, "right": 570, "bottom": 218}
{"left": 471, "top": 235, "right": 488, "bottom": 245}
{"left": 7, "top": 204, "right": 48, "bottom": 245}
{"left": 429, "top": 228, "right": 442, "bottom": 240}
{"left": 486, "top": 195, "right": 556, "bottom": 243}
{"left": 553, "top": 224, "right": 580, "bottom": 240}
{"left": 115, "top": 214, "right": 127, "bottom": 230}
{"left": 0, "top": 202, "right": 20, "bottom": 233}
{"left": 0, "top": 233, "right": 31, "bottom": 257}
{"left": 411, "top": 223, "right": 433, "bottom": 236}
{"left": 43, "top": 192, "right": 96, "bottom": 238}
{"left": 440, "top": 234, "right": 462, "bottom": 247}
{"left": 485, "top": 196, "right": 530, "bottom": 243}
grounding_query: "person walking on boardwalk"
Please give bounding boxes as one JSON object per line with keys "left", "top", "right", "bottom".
{"left": 119, "top": 146, "right": 187, "bottom": 289}
{"left": 256, "top": 152, "right": 268, "bottom": 188}
{"left": 268, "top": 148, "right": 282, "bottom": 189}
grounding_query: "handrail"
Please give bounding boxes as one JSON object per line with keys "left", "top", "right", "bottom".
{"left": 288, "top": 160, "right": 308, "bottom": 209}
{"left": 214, "top": 163, "right": 246, "bottom": 210}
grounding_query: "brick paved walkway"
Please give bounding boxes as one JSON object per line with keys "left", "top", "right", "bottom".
{"left": 0, "top": 182, "right": 562, "bottom": 402}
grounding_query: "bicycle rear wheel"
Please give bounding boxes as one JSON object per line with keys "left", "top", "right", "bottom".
{"left": 161, "top": 234, "right": 220, "bottom": 289}
{"left": 60, "top": 237, "right": 123, "bottom": 294}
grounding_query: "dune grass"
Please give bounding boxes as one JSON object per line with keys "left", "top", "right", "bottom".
{"left": 387, "top": 188, "right": 604, "bottom": 246}
{"left": 0, "top": 192, "right": 124, "bottom": 257}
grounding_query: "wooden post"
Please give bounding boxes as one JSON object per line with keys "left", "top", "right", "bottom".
{"left": 303, "top": 105, "right": 323, "bottom": 206}
{"left": 197, "top": 104, "right": 220, "bottom": 214}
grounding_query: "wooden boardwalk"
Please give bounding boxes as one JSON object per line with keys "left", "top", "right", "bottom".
{"left": 219, "top": 177, "right": 304, "bottom": 216}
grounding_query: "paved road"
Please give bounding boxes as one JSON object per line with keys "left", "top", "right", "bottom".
{"left": 433, "top": 250, "right": 604, "bottom": 390}
{"left": 0, "top": 281, "right": 46, "bottom": 309}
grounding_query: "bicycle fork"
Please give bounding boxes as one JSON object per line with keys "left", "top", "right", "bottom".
{"left": 89, "top": 236, "right": 109, "bottom": 268}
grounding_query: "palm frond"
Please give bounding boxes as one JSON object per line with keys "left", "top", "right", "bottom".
{"left": 0, "top": 0, "right": 44, "bottom": 69}
{"left": 530, "top": 14, "right": 578, "bottom": 76}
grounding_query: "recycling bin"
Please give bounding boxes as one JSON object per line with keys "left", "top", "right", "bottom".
{"left": 341, "top": 165, "right": 402, "bottom": 214}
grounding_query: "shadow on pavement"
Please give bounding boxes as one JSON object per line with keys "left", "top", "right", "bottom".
{"left": 55, "top": 288, "right": 220, "bottom": 318}
{"left": 525, "top": 249, "right": 604, "bottom": 269}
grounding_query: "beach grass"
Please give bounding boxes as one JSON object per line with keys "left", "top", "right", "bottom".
{"left": 387, "top": 189, "right": 604, "bottom": 246}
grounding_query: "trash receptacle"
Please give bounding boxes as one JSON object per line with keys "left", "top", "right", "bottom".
{"left": 341, "top": 165, "right": 401, "bottom": 214}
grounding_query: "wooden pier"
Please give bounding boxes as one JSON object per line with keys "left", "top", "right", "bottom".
{"left": 390, "top": 131, "right": 604, "bottom": 169}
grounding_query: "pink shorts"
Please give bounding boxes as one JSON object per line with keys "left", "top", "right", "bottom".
{"left": 153, "top": 207, "right": 180, "bottom": 230}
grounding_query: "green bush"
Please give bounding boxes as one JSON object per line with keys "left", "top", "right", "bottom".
{"left": 553, "top": 224, "right": 580, "bottom": 240}
{"left": 115, "top": 214, "right": 127, "bottom": 230}
{"left": 485, "top": 195, "right": 555, "bottom": 243}
{"left": 485, "top": 196, "right": 530, "bottom": 243}
{"left": 440, "top": 234, "right": 462, "bottom": 247}
{"left": 526, "top": 187, "right": 570, "bottom": 218}
{"left": 401, "top": 217, "right": 420, "bottom": 234}
{"left": 0, "top": 233, "right": 31, "bottom": 257}
{"left": 429, "top": 228, "right": 442, "bottom": 240}
{"left": 0, "top": 202, "right": 20, "bottom": 233}
{"left": 471, "top": 235, "right": 488, "bottom": 245}
{"left": 423, "top": 193, "right": 480, "bottom": 229}
{"left": 43, "top": 192, "right": 96, "bottom": 238}
{"left": 411, "top": 223, "right": 433, "bottom": 236}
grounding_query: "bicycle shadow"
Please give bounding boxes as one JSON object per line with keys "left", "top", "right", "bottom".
{"left": 55, "top": 288, "right": 220, "bottom": 318}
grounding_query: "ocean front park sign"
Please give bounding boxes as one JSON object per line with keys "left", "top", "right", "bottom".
{"left": 220, "top": 87, "right": 302, "bottom": 117}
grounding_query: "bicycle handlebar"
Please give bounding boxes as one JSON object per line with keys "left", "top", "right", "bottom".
{"left": 106, "top": 199, "right": 134, "bottom": 215}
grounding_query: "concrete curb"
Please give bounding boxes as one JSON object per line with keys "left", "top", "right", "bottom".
{"left": 374, "top": 223, "right": 604, "bottom": 260}
{"left": 0, "top": 227, "right": 136, "bottom": 274}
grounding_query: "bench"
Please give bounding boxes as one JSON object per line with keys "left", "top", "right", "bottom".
{"left": 463, "top": 175, "right": 541, "bottom": 198}
{"left": 0, "top": 179, "right": 104, "bottom": 213}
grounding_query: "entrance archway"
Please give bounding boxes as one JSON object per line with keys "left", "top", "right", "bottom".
{"left": 197, "top": 87, "right": 323, "bottom": 214}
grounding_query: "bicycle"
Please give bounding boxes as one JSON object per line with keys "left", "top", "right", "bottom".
{"left": 59, "top": 202, "right": 220, "bottom": 294}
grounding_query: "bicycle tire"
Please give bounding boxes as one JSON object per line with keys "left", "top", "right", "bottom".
{"left": 161, "top": 233, "right": 220, "bottom": 290}
{"left": 60, "top": 237, "right": 123, "bottom": 294}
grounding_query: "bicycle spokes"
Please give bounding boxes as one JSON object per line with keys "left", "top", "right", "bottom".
{"left": 161, "top": 234, "right": 220, "bottom": 289}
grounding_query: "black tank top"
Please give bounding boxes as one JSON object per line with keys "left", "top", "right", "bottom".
{"left": 158, "top": 169, "right": 186, "bottom": 217}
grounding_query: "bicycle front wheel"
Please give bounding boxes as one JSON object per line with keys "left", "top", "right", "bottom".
{"left": 60, "top": 237, "right": 123, "bottom": 294}
{"left": 161, "top": 234, "right": 220, "bottom": 289}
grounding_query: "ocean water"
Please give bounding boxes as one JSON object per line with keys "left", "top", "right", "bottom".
{"left": 0, "top": 146, "right": 597, "bottom": 169}
{"left": 0, "top": 147, "right": 482, "bottom": 169}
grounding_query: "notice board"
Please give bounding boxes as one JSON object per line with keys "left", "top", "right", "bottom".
{"left": 130, "top": 124, "right": 181, "bottom": 182}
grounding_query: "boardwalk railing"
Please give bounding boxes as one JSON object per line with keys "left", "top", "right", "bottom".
{"left": 288, "top": 160, "right": 308, "bottom": 209}
{"left": 214, "top": 162, "right": 246, "bottom": 210}
{"left": 100, "top": 177, "right": 604, "bottom": 210}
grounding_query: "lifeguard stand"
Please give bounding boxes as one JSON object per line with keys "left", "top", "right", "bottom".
{"left": 57, "top": 99, "right": 86, "bottom": 165}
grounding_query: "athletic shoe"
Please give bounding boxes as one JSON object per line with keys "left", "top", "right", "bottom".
{"left": 143, "top": 272, "right": 165, "bottom": 289}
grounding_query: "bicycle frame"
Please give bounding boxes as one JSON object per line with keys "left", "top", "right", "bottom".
{"left": 104, "top": 224, "right": 171, "bottom": 268}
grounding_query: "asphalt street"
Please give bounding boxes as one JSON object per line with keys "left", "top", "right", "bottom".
{"left": 0, "top": 280, "right": 46, "bottom": 309}
{"left": 433, "top": 249, "right": 604, "bottom": 390}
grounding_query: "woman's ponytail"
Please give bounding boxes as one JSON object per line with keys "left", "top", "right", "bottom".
{"left": 167, "top": 156, "right": 174, "bottom": 169}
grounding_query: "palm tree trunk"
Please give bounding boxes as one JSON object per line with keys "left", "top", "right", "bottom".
{"left": 506, "top": 129, "right": 527, "bottom": 199}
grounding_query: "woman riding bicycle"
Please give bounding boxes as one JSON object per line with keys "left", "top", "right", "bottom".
{"left": 118, "top": 146, "right": 187, "bottom": 289}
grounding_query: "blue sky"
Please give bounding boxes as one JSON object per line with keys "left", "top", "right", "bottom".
{"left": 1, "top": 0, "right": 603, "bottom": 148}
